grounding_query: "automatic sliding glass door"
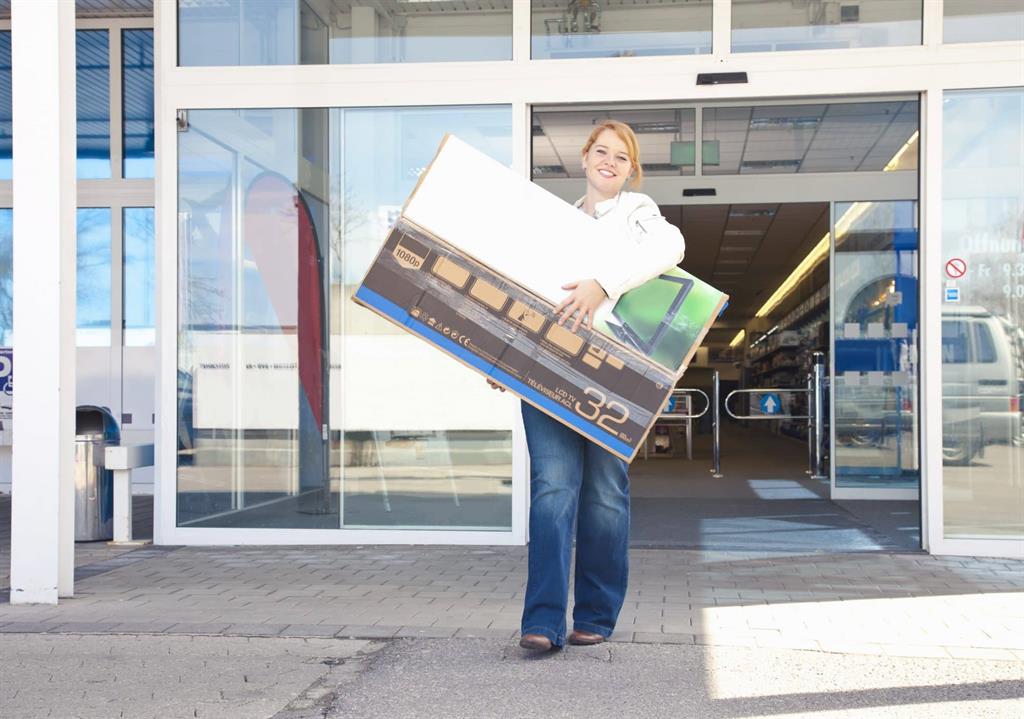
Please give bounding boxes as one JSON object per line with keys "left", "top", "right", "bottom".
{"left": 831, "top": 200, "right": 921, "bottom": 497}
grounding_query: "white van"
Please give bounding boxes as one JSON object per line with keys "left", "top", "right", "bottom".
{"left": 941, "top": 306, "right": 1023, "bottom": 460}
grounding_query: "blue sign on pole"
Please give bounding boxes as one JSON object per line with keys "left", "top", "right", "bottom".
{"left": 0, "top": 348, "right": 11, "bottom": 396}
{"left": 760, "top": 392, "right": 782, "bottom": 415}
{"left": 0, "top": 347, "right": 11, "bottom": 426}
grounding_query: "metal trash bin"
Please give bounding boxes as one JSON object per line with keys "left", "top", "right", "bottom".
{"left": 75, "top": 405, "right": 120, "bottom": 541}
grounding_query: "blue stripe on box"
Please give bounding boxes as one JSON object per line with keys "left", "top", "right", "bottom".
{"left": 354, "top": 285, "right": 633, "bottom": 457}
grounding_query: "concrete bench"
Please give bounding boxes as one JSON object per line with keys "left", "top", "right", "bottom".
{"left": 103, "top": 444, "right": 154, "bottom": 545}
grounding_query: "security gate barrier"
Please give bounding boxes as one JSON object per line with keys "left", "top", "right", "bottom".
{"left": 722, "top": 352, "right": 828, "bottom": 481}
{"left": 645, "top": 387, "right": 711, "bottom": 460}
{"left": 645, "top": 354, "right": 827, "bottom": 481}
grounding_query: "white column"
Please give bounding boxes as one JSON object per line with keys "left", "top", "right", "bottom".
{"left": 351, "top": 7, "right": 379, "bottom": 64}
{"left": 921, "top": 86, "right": 944, "bottom": 555}
{"left": 511, "top": 0, "right": 530, "bottom": 64}
{"left": 9, "top": 0, "right": 77, "bottom": 604}
{"left": 153, "top": 0, "right": 175, "bottom": 547}
{"left": 711, "top": 0, "right": 731, "bottom": 57}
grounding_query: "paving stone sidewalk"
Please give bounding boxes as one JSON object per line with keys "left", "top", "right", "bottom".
{"left": 0, "top": 633, "right": 378, "bottom": 719}
{"left": 2, "top": 542, "right": 1022, "bottom": 660}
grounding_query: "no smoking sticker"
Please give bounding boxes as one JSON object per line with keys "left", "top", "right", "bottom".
{"left": 946, "top": 258, "right": 967, "bottom": 278}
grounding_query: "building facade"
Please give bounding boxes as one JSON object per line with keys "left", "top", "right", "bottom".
{"left": 4, "top": 0, "right": 1023, "bottom": 603}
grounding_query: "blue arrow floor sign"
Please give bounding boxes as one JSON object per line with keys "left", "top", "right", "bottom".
{"left": 760, "top": 393, "right": 782, "bottom": 415}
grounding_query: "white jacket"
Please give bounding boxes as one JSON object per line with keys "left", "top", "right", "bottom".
{"left": 574, "top": 191, "right": 686, "bottom": 303}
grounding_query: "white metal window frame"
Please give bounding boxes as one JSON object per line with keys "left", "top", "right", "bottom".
{"left": 0, "top": 16, "right": 156, "bottom": 356}
{"left": 0, "top": 15, "right": 156, "bottom": 198}
{"left": 152, "top": 0, "right": 1024, "bottom": 556}
{"left": 0, "top": 15, "right": 155, "bottom": 495}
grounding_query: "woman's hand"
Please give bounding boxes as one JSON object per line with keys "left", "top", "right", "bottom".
{"left": 487, "top": 379, "right": 506, "bottom": 392}
{"left": 555, "top": 279, "right": 607, "bottom": 332}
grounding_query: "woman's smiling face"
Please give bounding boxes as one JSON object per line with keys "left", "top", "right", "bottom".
{"left": 582, "top": 128, "right": 634, "bottom": 198}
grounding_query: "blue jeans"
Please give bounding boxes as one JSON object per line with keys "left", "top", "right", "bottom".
{"left": 520, "top": 402, "right": 630, "bottom": 647}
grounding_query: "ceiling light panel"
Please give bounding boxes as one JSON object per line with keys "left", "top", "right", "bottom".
{"left": 533, "top": 165, "right": 568, "bottom": 176}
{"left": 740, "top": 159, "right": 802, "bottom": 172}
{"left": 628, "top": 121, "right": 681, "bottom": 134}
{"left": 750, "top": 104, "right": 826, "bottom": 125}
{"left": 729, "top": 207, "right": 776, "bottom": 218}
{"left": 378, "top": 1, "right": 513, "bottom": 12}
{"left": 748, "top": 116, "right": 821, "bottom": 130}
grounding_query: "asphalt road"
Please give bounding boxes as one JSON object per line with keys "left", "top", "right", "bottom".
{"left": 2, "top": 634, "right": 1022, "bottom": 719}
{"left": 327, "top": 637, "right": 1024, "bottom": 719}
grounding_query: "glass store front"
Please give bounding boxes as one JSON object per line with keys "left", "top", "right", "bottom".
{"left": 143, "top": 1, "right": 1023, "bottom": 555}
{"left": 171, "top": 94, "right": 940, "bottom": 546}
{"left": 941, "top": 88, "right": 1024, "bottom": 540}
{"left": 176, "top": 106, "right": 515, "bottom": 530}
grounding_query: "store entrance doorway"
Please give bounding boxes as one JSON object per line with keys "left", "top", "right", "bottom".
{"left": 532, "top": 97, "right": 922, "bottom": 553}
{"left": 628, "top": 199, "right": 921, "bottom": 553}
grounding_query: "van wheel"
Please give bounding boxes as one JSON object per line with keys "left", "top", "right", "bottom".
{"left": 943, "top": 443, "right": 971, "bottom": 466}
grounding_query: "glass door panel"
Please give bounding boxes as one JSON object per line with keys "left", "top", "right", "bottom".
{"left": 177, "top": 108, "right": 334, "bottom": 528}
{"left": 177, "top": 105, "right": 516, "bottom": 531}
{"left": 329, "top": 105, "right": 515, "bottom": 530}
{"left": 941, "top": 88, "right": 1024, "bottom": 540}
{"left": 831, "top": 200, "right": 920, "bottom": 491}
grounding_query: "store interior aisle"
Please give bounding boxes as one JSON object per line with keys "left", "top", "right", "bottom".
{"left": 628, "top": 422, "right": 921, "bottom": 552}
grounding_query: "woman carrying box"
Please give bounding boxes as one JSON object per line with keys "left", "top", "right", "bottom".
{"left": 490, "top": 120, "right": 686, "bottom": 652}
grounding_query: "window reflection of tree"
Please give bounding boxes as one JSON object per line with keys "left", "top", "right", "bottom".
{"left": 76, "top": 208, "right": 111, "bottom": 331}
{"left": 124, "top": 208, "right": 156, "bottom": 333}
{"left": 0, "top": 211, "right": 11, "bottom": 345}
{"left": 180, "top": 180, "right": 231, "bottom": 331}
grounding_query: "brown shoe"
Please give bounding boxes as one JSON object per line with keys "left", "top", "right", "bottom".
{"left": 568, "top": 629, "right": 606, "bottom": 645}
{"left": 519, "top": 633, "right": 554, "bottom": 651}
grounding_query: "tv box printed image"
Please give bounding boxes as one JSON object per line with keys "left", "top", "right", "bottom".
{"left": 355, "top": 219, "right": 725, "bottom": 461}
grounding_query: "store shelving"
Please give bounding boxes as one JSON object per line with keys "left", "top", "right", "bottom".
{"left": 741, "top": 284, "right": 830, "bottom": 440}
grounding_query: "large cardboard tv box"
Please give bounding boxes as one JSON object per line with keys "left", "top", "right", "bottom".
{"left": 355, "top": 135, "right": 727, "bottom": 462}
